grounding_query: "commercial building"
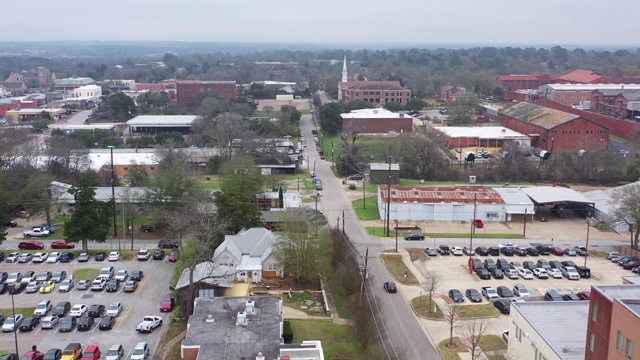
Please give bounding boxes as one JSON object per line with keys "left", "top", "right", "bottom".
{"left": 434, "top": 126, "right": 530, "bottom": 149}
{"left": 340, "top": 108, "right": 414, "bottom": 134}
{"left": 497, "top": 73, "right": 555, "bottom": 91}
{"left": 5, "top": 108, "right": 65, "bottom": 123}
{"left": 71, "top": 85, "right": 102, "bottom": 102}
{"left": 176, "top": 80, "right": 237, "bottom": 108}
{"left": 591, "top": 88, "right": 640, "bottom": 119}
{"left": 377, "top": 186, "right": 534, "bottom": 222}
{"left": 508, "top": 301, "right": 589, "bottom": 360}
{"left": 586, "top": 285, "right": 640, "bottom": 360}
{"left": 499, "top": 102, "right": 609, "bottom": 151}
{"left": 539, "top": 84, "right": 640, "bottom": 106}
{"left": 99, "top": 79, "right": 136, "bottom": 91}
{"left": 54, "top": 77, "right": 96, "bottom": 91}
{"left": 126, "top": 115, "right": 199, "bottom": 135}
{"left": 556, "top": 69, "right": 613, "bottom": 85}
{"left": 582, "top": 181, "right": 639, "bottom": 233}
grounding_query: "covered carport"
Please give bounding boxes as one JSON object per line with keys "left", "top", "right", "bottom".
{"left": 126, "top": 115, "right": 199, "bottom": 135}
{"left": 521, "top": 186, "right": 595, "bottom": 221}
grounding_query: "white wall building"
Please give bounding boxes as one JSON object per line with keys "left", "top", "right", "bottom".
{"left": 508, "top": 301, "right": 589, "bottom": 360}
{"left": 377, "top": 186, "right": 534, "bottom": 222}
{"left": 72, "top": 84, "right": 102, "bottom": 101}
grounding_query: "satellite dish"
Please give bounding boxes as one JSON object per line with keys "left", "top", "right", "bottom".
{"left": 577, "top": 149, "right": 586, "bottom": 157}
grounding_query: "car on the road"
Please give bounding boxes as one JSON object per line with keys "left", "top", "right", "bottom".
{"left": 168, "top": 250, "right": 179, "bottom": 262}
{"left": 52, "top": 302, "right": 71, "bottom": 317}
{"left": 76, "top": 279, "right": 91, "bottom": 290}
{"left": 563, "top": 248, "right": 577, "bottom": 256}
{"left": 78, "top": 253, "right": 90, "bottom": 262}
{"left": 497, "top": 286, "right": 514, "bottom": 298}
{"left": 41, "top": 315, "right": 59, "bottom": 329}
{"left": 475, "top": 268, "right": 491, "bottom": 280}
{"left": 130, "top": 270, "right": 144, "bottom": 281}
{"left": 465, "top": 289, "right": 482, "bottom": 303}
{"left": 123, "top": 281, "right": 138, "bottom": 292}
{"left": 59, "top": 278, "right": 74, "bottom": 292}
{"left": 95, "top": 252, "right": 107, "bottom": 261}
{"left": 533, "top": 268, "right": 549, "bottom": 279}
{"left": 160, "top": 297, "right": 175, "bottom": 312}
{"left": 91, "top": 279, "right": 107, "bottom": 291}
{"left": 58, "top": 317, "right": 76, "bottom": 332}
{"left": 46, "top": 252, "right": 61, "bottom": 263}
{"left": 548, "top": 268, "right": 563, "bottom": 278}
{"left": 115, "top": 270, "right": 128, "bottom": 282}
{"left": 32, "top": 252, "right": 49, "bottom": 263}
{"left": 69, "top": 304, "right": 88, "bottom": 317}
{"left": 348, "top": 173, "right": 364, "bottom": 180}
{"left": 59, "top": 252, "right": 74, "bottom": 263}
{"left": 52, "top": 270, "right": 67, "bottom": 283}
{"left": 517, "top": 268, "right": 533, "bottom": 279}
{"left": 88, "top": 305, "right": 105, "bottom": 318}
{"left": 498, "top": 242, "right": 517, "bottom": 249}
{"left": 130, "top": 342, "right": 149, "bottom": 360}
{"left": 513, "top": 284, "right": 529, "bottom": 298}
{"left": 493, "top": 300, "right": 511, "bottom": 314}
{"left": 99, "top": 316, "right": 116, "bottom": 330}
{"left": 106, "top": 302, "right": 123, "bottom": 317}
{"left": 438, "top": 245, "right": 450, "bottom": 255}
{"left": 383, "top": 282, "right": 397, "bottom": 293}
{"left": 449, "top": 289, "right": 465, "bottom": 302}
{"left": 158, "top": 239, "right": 180, "bottom": 249}
{"left": 108, "top": 252, "right": 120, "bottom": 261}
{"left": 451, "top": 246, "right": 463, "bottom": 256}
{"left": 77, "top": 316, "right": 94, "bottom": 331}
{"left": 51, "top": 240, "right": 75, "bottom": 249}
{"left": 404, "top": 234, "right": 425, "bottom": 241}
{"left": 423, "top": 247, "right": 438, "bottom": 256}
{"left": 490, "top": 268, "right": 504, "bottom": 279}
{"left": 18, "top": 253, "right": 33, "bottom": 263}
{"left": 106, "top": 279, "right": 119, "bottom": 292}
{"left": 18, "top": 316, "right": 39, "bottom": 332}
{"left": 2, "top": 314, "right": 23, "bottom": 332}
{"left": 18, "top": 240, "right": 45, "bottom": 249}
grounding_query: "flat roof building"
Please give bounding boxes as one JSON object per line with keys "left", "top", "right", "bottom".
{"left": 434, "top": 126, "right": 530, "bottom": 149}
{"left": 54, "top": 77, "right": 96, "bottom": 91}
{"left": 6, "top": 108, "right": 65, "bottom": 123}
{"left": 340, "top": 108, "right": 414, "bottom": 134}
{"left": 126, "top": 115, "right": 199, "bottom": 135}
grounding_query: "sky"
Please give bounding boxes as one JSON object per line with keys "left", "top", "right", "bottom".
{"left": 4, "top": 0, "right": 639, "bottom": 48}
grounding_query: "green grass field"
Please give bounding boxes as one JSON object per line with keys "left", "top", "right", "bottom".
{"left": 289, "top": 320, "right": 363, "bottom": 359}
{"left": 351, "top": 197, "right": 379, "bottom": 220}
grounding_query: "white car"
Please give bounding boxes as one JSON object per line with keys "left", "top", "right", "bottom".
{"left": 5, "top": 252, "right": 20, "bottom": 263}
{"left": 504, "top": 269, "right": 520, "bottom": 279}
{"left": 513, "top": 284, "right": 530, "bottom": 298}
{"left": 108, "top": 252, "right": 120, "bottom": 261}
{"left": 498, "top": 242, "right": 517, "bottom": 249}
{"left": 34, "top": 299, "right": 52, "bottom": 317}
{"left": 115, "top": 270, "right": 128, "bottom": 282}
{"left": 76, "top": 279, "right": 91, "bottom": 290}
{"left": 517, "top": 268, "right": 533, "bottom": 279}
{"left": 562, "top": 266, "right": 580, "bottom": 280}
{"left": 131, "top": 342, "right": 149, "bottom": 360}
{"left": 91, "top": 278, "right": 107, "bottom": 291}
{"left": 106, "top": 302, "right": 123, "bottom": 317}
{"left": 21, "top": 271, "right": 36, "bottom": 284}
{"left": 533, "top": 268, "right": 549, "bottom": 279}
{"left": 47, "top": 252, "right": 61, "bottom": 263}
{"left": 548, "top": 268, "right": 563, "bottom": 279}
{"left": 69, "top": 304, "right": 88, "bottom": 317}
{"left": 451, "top": 246, "right": 463, "bottom": 256}
{"left": 2, "top": 314, "right": 23, "bottom": 332}
{"left": 25, "top": 281, "right": 42, "bottom": 293}
{"left": 32, "top": 252, "right": 49, "bottom": 263}
{"left": 40, "top": 315, "right": 59, "bottom": 329}
{"left": 59, "top": 278, "right": 74, "bottom": 292}
{"left": 6, "top": 272, "right": 22, "bottom": 284}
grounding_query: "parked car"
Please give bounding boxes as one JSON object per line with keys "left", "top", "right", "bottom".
{"left": 168, "top": 250, "right": 179, "bottom": 262}
{"left": 526, "top": 247, "right": 540, "bottom": 256}
{"left": 19, "top": 316, "right": 40, "bottom": 331}
{"left": 500, "top": 247, "right": 515, "bottom": 256}
{"left": 91, "top": 279, "right": 106, "bottom": 291}
{"left": 76, "top": 279, "right": 91, "bottom": 290}
{"left": 115, "top": 270, "right": 128, "bottom": 282}
{"left": 78, "top": 253, "right": 91, "bottom": 262}
{"left": 475, "top": 247, "right": 490, "bottom": 256}
{"left": 536, "top": 245, "right": 551, "bottom": 255}
{"left": 46, "top": 252, "right": 61, "bottom": 263}
{"left": 404, "top": 234, "right": 425, "bottom": 241}
{"left": 123, "top": 281, "right": 138, "bottom": 292}
{"left": 564, "top": 248, "right": 577, "bottom": 256}
{"left": 533, "top": 268, "right": 549, "bottom": 279}
{"left": 574, "top": 246, "right": 588, "bottom": 256}
{"left": 41, "top": 315, "right": 59, "bottom": 329}
{"left": 158, "top": 240, "right": 180, "bottom": 249}
{"left": 448, "top": 289, "right": 465, "bottom": 302}
{"left": 160, "top": 297, "right": 175, "bottom": 312}
{"left": 423, "top": 247, "right": 438, "bottom": 256}
{"left": 58, "top": 317, "right": 76, "bottom": 332}
{"left": 130, "top": 271, "right": 144, "bottom": 281}
{"left": 32, "top": 253, "right": 49, "bottom": 263}
{"left": 106, "top": 279, "right": 120, "bottom": 292}
{"left": 474, "top": 219, "right": 484, "bottom": 228}
{"left": 517, "top": 268, "right": 534, "bottom": 279}
{"left": 536, "top": 259, "right": 551, "bottom": 270}
{"left": 465, "top": 289, "right": 482, "bottom": 302}
{"left": 21, "top": 271, "right": 36, "bottom": 284}
{"left": 548, "top": 268, "right": 563, "bottom": 278}
{"left": 468, "top": 258, "right": 483, "bottom": 270}
{"left": 545, "top": 289, "right": 563, "bottom": 301}
{"left": 59, "top": 253, "right": 74, "bottom": 263}
{"left": 451, "top": 247, "right": 463, "bottom": 256}
{"left": 577, "top": 291, "right": 591, "bottom": 300}
{"left": 523, "top": 261, "right": 537, "bottom": 270}
{"left": 348, "top": 173, "right": 364, "bottom": 180}
{"left": 496, "top": 259, "right": 510, "bottom": 270}
{"left": 561, "top": 260, "right": 578, "bottom": 268}
{"left": 95, "top": 252, "right": 108, "bottom": 261}
{"left": 497, "top": 286, "right": 514, "bottom": 298}
{"left": 475, "top": 268, "right": 491, "bottom": 280}
{"left": 462, "top": 247, "right": 475, "bottom": 256}
{"left": 105, "top": 344, "right": 124, "bottom": 360}
{"left": 2, "top": 314, "right": 23, "bottom": 332}
{"left": 575, "top": 266, "right": 591, "bottom": 278}
{"left": 513, "top": 284, "right": 529, "bottom": 298}
{"left": 59, "top": 279, "right": 74, "bottom": 292}
{"left": 438, "top": 245, "right": 450, "bottom": 255}
{"left": 50, "top": 241, "right": 75, "bottom": 249}
{"left": 484, "top": 259, "right": 497, "bottom": 270}
{"left": 493, "top": 300, "right": 511, "bottom": 314}
{"left": 550, "top": 247, "right": 564, "bottom": 255}
{"left": 99, "top": 316, "right": 116, "bottom": 330}
{"left": 26, "top": 281, "right": 42, "bottom": 293}
{"left": 490, "top": 268, "right": 504, "bottom": 279}
{"left": 20, "top": 352, "right": 42, "bottom": 360}
{"left": 9, "top": 282, "right": 26, "bottom": 294}
{"left": 562, "top": 294, "right": 581, "bottom": 301}
{"left": 52, "top": 302, "right": 71, "bottom": 317}
{"left": 607, "top": 252, "right": 621, "bottom": 260}
{"left": 77, "top": 316, "right": 94, "bottom": 331}
{"left": 514, "top": 247, "right": 527, "bottom": 256}
{"left": 5, "top": 252, "right": 20, "bottom": 263}
{"left": 549, "top": 260, "right": 564, "bottom": 270}
{"left": 383, "top": 282, "right": 397, "bottom": 293}
{"left": 130, "top": 343, "right": 149, "bottom": 360}
{"left": 69, "top": 304, "right": 88, "bottom": 317}
{"left": 18, "top": 254, "right": 33, "bottom": 263}
{"left": 107, "top": 252, "right": 120, "bottom": 261}
{"left": 106, "top": 302, "right": 123, "bottom": 317}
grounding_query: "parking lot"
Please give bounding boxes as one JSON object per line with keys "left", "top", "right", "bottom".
{"left": 0, "top": 251, "right": 174, "bottom": 358}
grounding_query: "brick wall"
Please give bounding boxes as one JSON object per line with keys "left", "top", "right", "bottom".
{"left": 608, "top": 301, "right": 640, "bottom": 360}
{"left": 586, "top": 290, "right": 613, "bottom": 360}
{"left": 182, "top": 346, "right": 199, "bottom": 360}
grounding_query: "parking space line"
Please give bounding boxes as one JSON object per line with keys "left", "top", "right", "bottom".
{"left": 125, "top": 349, "right": 132, "bottom": 360}
{"left": 92, "top": 324, "right": 98, "bottom": 333}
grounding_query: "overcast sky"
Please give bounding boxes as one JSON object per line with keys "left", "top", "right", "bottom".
{"left": 4, "top": 0, "right": 638, "bottom": 48}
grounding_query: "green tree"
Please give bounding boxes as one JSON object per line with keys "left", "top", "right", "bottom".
{"left": 105, "top": 93, "right": 137, "bottom": 121}
{"left": 319, "top": 102, "right": 345, "bottom": 136}
{"left": 384, "top": 102, "right": 403, "bottom": 112}
{"left": 448, "top": 94, "right": 482, "bottom": 125}
{"left": 280, "top": 105, "right": 301, "bottom": 123}
{"left": 63, "top": 177, "right": 112, "bottom": 252}
{"left": 215, "top": 158, "right": 264, "bottom": 233}
{"left": 344, "top": 100, "right": 373, "bottom": 112}
{"left": 404, "top": 99, "right": 428, "bottom": 112}
{"left": 32, "top": 118, "right": 51, "bottom": 131}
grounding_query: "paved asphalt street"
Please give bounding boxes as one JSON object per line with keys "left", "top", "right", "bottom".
{"left": 300, "top": 113, "right": 440, "bottom": 360}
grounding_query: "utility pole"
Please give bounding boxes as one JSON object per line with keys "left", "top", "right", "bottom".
{"left": 108, "top": 145, "right": 117, "bottom": 238}
{"left": 363, "top": 176, "right": 366, "bottom": 209}
{"left": 523, "top": 208, "right": 528, "bottom": 237}
{"left": 395, "top": 219, "right": 399, "bottom": 252}
{"left": 337, "top": 217, "right": 340, "bottom": 231}
{"left": 315, "top": 193, "right": 319, "bottom": 238}
{"left": 585, "top": 203, "right": 594, "bottom": 267}
{"left": 45, "top": 188, "right": 52, "bottom": 226}
{"left": 331, "top": 142, "right": 334, "bottom": 170}
{"left": 469, "top": 193, "right": 477, "bottom": 274}
{"left": 385, "top": 155, "right": 392, "bottom": 236}
{"left": 342, "top": 210, "right": 345, "bottom": 235}
{"left": 360, "top": 248, "right": 370, "bottom": 298}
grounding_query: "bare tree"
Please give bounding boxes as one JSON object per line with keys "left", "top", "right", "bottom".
{"left": 444, "top": 304, "right": 460, "bottom": 348}
{"left": 209, "top": 112, "right": 246, "bottom": 161}
{"left": 460, "top": 318, "right": 491, "bottom": 360}
{"left": 609, "top": 184, "right": 640, "bottom": 249}
{"left": 340, "top": 118, "right": 366, "bottom": 148}
{"left": 0, "top": 128, "right": 30, "bottom": 169}
{"left": 419, "top": 264, "right": 443, "bottom": 315}
{"left": 46, "top": 136, "right": 89, "bottom": 180}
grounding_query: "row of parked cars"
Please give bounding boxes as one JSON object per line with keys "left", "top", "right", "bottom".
{"left": 4, "top": 341, "right": 149, "bottom": 360}
{"left": 467, "top": 257, "right": 591, "bottom": 280}
{"left": 426, "top": 243, "right": 589, "bottom": 258}
{"left": 606, "top": 252, "right": 640, "bottom": 271}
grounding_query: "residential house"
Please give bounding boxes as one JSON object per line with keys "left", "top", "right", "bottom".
{"left": 212, "top": 227, "right": 283, "bottom": 283}
{"left": 591, "top": 89, "right": 640, "bottom": 119}
{"left": 440, "top": 85, "right": 467, "bottom": 101}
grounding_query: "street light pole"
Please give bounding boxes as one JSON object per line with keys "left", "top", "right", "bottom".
{"left": 108, "top": 146, "right": 117, "bottom": 239}
{"left": 469, "top": 194, "right": 477, "bottom": 274}
{"left": 10, "top": 292, "right": 18, "bottom": 356}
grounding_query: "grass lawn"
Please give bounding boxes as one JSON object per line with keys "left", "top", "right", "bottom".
{"left": 405, "top": 248, "right": 428, "bottom": 261}
{"left": 424, "top": 233, "right": 524, "bottom": 239}
{"left": 589, "top": 250, "right": 608, "bottom": 258}
{"left": 365, "top": 226, "right": 389, "bottom": 237}
{"left": 411, "top": 295, "right": 444, "bottom": 319}
{"left": 161, "top": 319, "right": 187, "bottom": 347}
{"left": 0, "top": 307, "right": 35, "bottom": 319}
{"left": 438, "top": 337, "right": 468, "bottom": 360}
{"left": 331, "top": 290, "right": 350, "bottom": 319}
{"left": 74, "top": 268, "right": 100, "bottom": 281}
{"left": 478, "top": 334, "right": 508, "bottom": 352}
{"left": 486, "top": 355, "right": 507, "bottom": 360}
{"left": 289, "top": 320, "right": 363, "bottom": 359}
{"left": 283, "top": 291, "right": 330, "bottom": 317}
{"left": 380, "top": 254, "right": 419, "bottom": 285}
{"left": 351, "top": 197, "right": 379, "bottom": 220}
{"left": 454, "top": 304, "right": 499, "bottom": 318}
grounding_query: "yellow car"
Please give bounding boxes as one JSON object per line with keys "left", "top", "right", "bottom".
{"left": 40, "top": 281, "right": 55, "bottom": 293}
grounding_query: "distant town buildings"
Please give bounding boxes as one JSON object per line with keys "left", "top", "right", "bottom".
{"left": 498, "top": 69, "right": 614, "bottom": 91}
{"left": 340, "top": 108, "right": 414, "bottom": 134}
{"left": 337, "top": 56, "right": 411, "bottom": 105}
{"left": 440, "top": 85, "right": 467, "bottom": 101}
{"left": 54, "top": 77, "right": 96, "bottom": 91}
{"left": 176, "top": 80, "right": 237, "bottom": 108}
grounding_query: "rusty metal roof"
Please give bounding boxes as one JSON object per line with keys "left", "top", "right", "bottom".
{"left": 379, "top": 186, "right": 505, "bottom": 204}
{"left": 500, "top": 102, "right": 580, "bottom": 130}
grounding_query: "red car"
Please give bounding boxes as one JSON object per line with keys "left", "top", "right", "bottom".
{"left": 474, "top": 219, "right": 484, "bottom": 228}
{"left": 168, "top": 249, "right": 179, "bottom": 262}
{"left": 160, "top": 296, "right": 175, "bottom": 312}
{"left": 18, "top": 241, "right": 45, "bottom": 250}
{"left": 81, "top": 345, "right": 101, "bottom": 360}
{"left": 22, "top": 350, "right": 44, "bottom": 360}
{"left": 51, "top": 240, "right": 76, "bottom": 249}
{"left": 550, "top": 247, "right": 564, "bottom": 256}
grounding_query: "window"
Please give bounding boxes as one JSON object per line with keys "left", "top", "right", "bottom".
{"left": 627, "top": 339, "right": 634, "bottom": 359}
{"left": 618, "top": 332, "right": 624, "bottom": 352}
{"left": 589, "top": 333, "right": 595, "bottom": 352}
{"left": 592, "top": 303, "right": 598, "bottom": 321}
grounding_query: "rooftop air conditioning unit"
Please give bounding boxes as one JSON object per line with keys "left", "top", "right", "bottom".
{"left": 236, "top": 311, "right": 247, "bottom": 326}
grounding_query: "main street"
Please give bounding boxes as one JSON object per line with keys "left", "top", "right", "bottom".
{"left": 300, "top": 113, "right": 440, "bottom": 360}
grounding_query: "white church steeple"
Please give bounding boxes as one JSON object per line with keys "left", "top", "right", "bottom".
{"left": 341, "top": 55, "right": 348, "bottom": 82}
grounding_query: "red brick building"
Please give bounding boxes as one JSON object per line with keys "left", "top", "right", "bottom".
{"left": 592, "top": 89, "right": 640, "bottom": 119}
{"left": 340, "top": 108, "right": 414, "bottom": 134}
{"left": 499, "top": 102, "right": 609, "bottom": 151}
{"left": 586, "top": 285, "right": 640, "bottom": 360}
{"left": 0, "top": 99, "right": 38, "bottom": 117}
{"left": 338, "top": 81, "right": 411, "bottom": 105}
{"left": 440, "top": 85, "right": 466, "bottom": 101}
{"left": 176, "top": 80, "right": 236, "bottom": 108}
{"left": 497, "top": 73, "right": 554, "bottom": 91}
{"left": 557, "top": 69, "right": 613, "bottom": 84}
